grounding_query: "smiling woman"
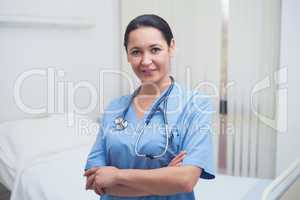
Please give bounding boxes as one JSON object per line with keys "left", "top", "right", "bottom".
{"left": 126, "top": 27, "right": 174, "bottom": 86}
{"left": 124, "top": 15, "right": 175, "bottom": 89}
{"left": 84, "top": 14, "right": 215, "bottom": 200}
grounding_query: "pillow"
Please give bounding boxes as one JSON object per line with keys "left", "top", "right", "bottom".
{"left": 0, "top": 114, "right": 98, "bottom": 189}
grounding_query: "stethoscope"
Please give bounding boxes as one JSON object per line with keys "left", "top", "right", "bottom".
{"left": 114, "top": 76, "right": 175, "bottom": 159}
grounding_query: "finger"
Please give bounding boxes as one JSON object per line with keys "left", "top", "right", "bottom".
{"left": 94, "top": 188, "right": 100, "bottom": 196}
{"left": 84, "top": 167, "right": 99, "bottom": 177}
{"left": 94, "top": 185, "right": 102, "bottom": 196}
{"left": 98, "top": 187, "right": 105, "bottom": 196}
{"left": 176, "top": 150, "right": 187, "bottom": 158}
{"left": 94, "top": 186, "right": 104, "bottom": 196}
{"left": 86, "top": 175, "right": 92, "bottom": 189}
{"left": 87, "top": 175, "right": 96, "bottom": 189}
{"left": 95, "top": 188, "right": 105, "bottom": 196}
{"left": 175, "top": 162, "right": 182, "bottom": 167}
{"left": 93, "top": 181, "right": 99, "bottom": 195}
{"left": 86, "top": 174, "right": 96, "bottom": 190}
{"left": 169, "top": 157, "right": 184, "bottom": 167}
{"left": 173, "top": 151, "right": 186, "bottom": 161}
{"left": 84, "top": 168, "right": 98, "bottom": 177}
{"left": 170, "top": 151, "right": 186, "bottom": 165}
{"left": 94, "top": 183, "right": 105, "bottom": 196}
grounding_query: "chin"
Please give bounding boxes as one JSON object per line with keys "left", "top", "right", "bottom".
{"left": 140, "top": 75, "right": 160, "bottom": 84}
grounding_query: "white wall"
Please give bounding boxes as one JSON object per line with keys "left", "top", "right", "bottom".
{"left": 0, "top": 0, "right": 121, "bottom": 122}
{"left": 276, "top": 0, "right": 300, "bottom": 175}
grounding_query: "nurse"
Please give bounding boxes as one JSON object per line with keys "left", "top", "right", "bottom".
{"left": 84, "top": 14, "right": 215, "bottom": 199}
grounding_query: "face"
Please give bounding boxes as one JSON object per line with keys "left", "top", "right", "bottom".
{"left": 126, "top": 27, "right": 175, "bottom": 86}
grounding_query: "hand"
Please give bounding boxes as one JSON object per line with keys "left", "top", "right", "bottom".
{"left": 168, "top": 151, "right": 186, "bottom": 167}
{"left": 85, "top": 171, "right": 106, "bottom": 195}
{"left": 93, "top": 181, "right": 106, "bottom": 196}
{"left": 84, "top": 167, "right": 100, "bottom": 190}
{"left": 84, "top": 167, "right": 99, "bottom": 177}
{"left": 93, "top": 166, "right": 119, "bottom": 189}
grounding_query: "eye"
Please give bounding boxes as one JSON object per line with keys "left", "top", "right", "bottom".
{"left": 130, "top": 50, "right": 140, "bottom": 57}
{"left": 151, "top": 47, "right": 161, "bottom": 54}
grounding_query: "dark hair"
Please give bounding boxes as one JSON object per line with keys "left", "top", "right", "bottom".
{"left": 123, "top": 14, "right": 174, "bottom": 51}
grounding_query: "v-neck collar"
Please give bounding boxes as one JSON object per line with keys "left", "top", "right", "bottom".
{"left": 129, "top": 81, "right": 177, "bottom": 125}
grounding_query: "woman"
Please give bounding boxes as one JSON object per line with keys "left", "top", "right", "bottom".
{"left": 84, "top": 14, "right": 215, "bottom": 199}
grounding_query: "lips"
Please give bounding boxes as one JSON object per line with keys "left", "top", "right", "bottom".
{"left": 141, "top": 68, "right": 156, "bottom": 75}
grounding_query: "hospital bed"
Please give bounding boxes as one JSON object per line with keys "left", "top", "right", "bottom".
{"left": 0, "top": 115, "right": 298, "bottom": 200}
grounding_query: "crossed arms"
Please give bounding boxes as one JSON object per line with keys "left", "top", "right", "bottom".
{"left": 84, "top": 151, "right": 202, "bottom": 197}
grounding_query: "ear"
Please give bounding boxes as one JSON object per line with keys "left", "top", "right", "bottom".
{"left": 169, "top": 39, "right": 176, "bottom": 57}
{"left": 126, "top": 51, "right": 131, "bottom": 64}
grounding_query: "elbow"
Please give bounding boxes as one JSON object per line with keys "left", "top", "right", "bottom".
{"left": 180, "top": 176, "right": 197, "bottom": 193}
{"left": 181, "top": 180, "right": 195, "bottom": 193}
{"left": 182, "top": 167, "right": 202, "bottom": 192}
{"left": 180, "top": 167, "right": 201, "bottom": 193}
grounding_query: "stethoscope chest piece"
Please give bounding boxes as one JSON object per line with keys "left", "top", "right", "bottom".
{"left": 115, "top": 117, "right": 128, "bottom": 130}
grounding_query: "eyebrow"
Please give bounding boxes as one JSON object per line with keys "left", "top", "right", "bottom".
{"left": 129, "top": 44, "right": 162, "bottom": 52}
{"left": 128, "top": 47, "right": 139, "bottom": 52}
{"left": 149, "top": 44, "right": 162, "bottom": 48}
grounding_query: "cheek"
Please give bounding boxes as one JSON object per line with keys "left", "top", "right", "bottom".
{"left": 156, "top": 56, "right": 170, "bottom": 71}
{"left": 128, "top": 58, "right": 140, "bottom": 68}
{"left": 129, "top": 60, "right": 142, "bottom": 75}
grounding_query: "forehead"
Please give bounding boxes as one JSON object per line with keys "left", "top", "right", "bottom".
{"left": 127, "top": 27, "right": 167, "bottom": 49}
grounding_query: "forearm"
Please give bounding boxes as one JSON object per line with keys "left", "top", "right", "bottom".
{"left": 115, "top": 166, "right": 200, "bottom": 195}
{"left": 104, "top": 184, "right": 152, "bottom": 197}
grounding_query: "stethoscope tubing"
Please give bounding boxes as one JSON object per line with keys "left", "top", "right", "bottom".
{"left": 134, "top": 99, "right": 169, "bottom": 159}
{"left": 115, "top": 76, "right": 175, "bottom": 159}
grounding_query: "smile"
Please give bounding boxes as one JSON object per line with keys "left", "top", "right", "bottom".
{"left": 141, "top": 68, "right": 156, "bottom": 75}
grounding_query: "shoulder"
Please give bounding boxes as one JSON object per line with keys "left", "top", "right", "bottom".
{"left": 105, "top": 95, "right": 131, "bottom": 113}
{"left": 100, "top": 95, "right": 131, "bottom": 124}
{"left": 173, "top": 81, "right": 213, "bottom": 113}
{"left": 169, "top": 82, "right": 214, "bottom": 116}
{"left": 177, "top": 87, "right": 214, "bottom": 126}
{"left": 185, "top": 90, "right": 214, "bottom": 114}
{"left": 176, "top": 90, "right": 214, "bottom": 136}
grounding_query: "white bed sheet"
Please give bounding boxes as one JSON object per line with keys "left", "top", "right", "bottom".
{"left": 0, "top": 114, "right": 98, "bottom": 190}
{"left": 10, "top": 144, "right": 98, "bottom": 200}
{"left": 9, "top": 144, "right": 272, "bottom": 200}
{"left": 195, "top": 174, "right": 271, "bottom": 200}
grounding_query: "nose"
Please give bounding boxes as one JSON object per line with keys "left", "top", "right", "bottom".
{"left": 141, "top": 53, "right": 152, "bottom": 66}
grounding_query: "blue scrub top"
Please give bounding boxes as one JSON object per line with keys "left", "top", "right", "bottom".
{"left": 85, "top": 82, "right": 215, "bottom": 200}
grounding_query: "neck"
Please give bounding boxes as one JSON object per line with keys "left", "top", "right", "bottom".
{"left": 139, "top": 76, "right": 171, "bottom": 97}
